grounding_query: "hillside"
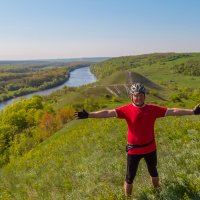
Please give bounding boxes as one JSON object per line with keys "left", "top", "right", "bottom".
{"left": 49, "top": 52, "right": 200, "bottom": 109}
{"left": 49, "top": 68, "right": 166, "bottom": 111}
{"left": 91, "top": 52, "right": 200, "bottom": 88}
{"left": 0, "top": 52, "right": 200, "bottom": 199}
{"left": 0, "top": 114, "right": 199, "bottom": 199}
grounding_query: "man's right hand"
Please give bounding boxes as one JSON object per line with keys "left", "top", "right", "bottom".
{"left": 74, "top": 109, "right": 89, "bottom": 119}
{"left": 193, "top": 104, "right": 200, "bottom": 115}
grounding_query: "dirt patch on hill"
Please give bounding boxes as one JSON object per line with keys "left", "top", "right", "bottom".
{"left": 127, "top": 71, "right": 162, "bottom": 90}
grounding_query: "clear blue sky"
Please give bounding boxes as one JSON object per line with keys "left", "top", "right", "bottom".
{"left": 0, "top": 0, "right": 200, "bottom": 60}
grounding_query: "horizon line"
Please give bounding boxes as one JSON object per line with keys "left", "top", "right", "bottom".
{"left": 0, "top": 51, "right": 200, "bottom": 62}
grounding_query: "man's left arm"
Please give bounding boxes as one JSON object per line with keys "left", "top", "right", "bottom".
{"left": 165, "top": 104, "right": 200, "bottom": 116}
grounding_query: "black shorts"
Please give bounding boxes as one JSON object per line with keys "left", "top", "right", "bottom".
{"left": 126, "top": 150, "right": 158, "bottom": 184}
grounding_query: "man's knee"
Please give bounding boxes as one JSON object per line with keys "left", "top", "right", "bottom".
{"left": 126, "top": 174, "right": 135, "bottom": 184}
{"left": 147, "top": 165, "right": 158, "bottom": 177}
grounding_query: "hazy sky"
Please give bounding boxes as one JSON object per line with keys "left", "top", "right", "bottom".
{"left": 0, "top": 0, "right": 200, "bottom": 60}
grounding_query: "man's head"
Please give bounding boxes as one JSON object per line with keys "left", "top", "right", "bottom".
{"left": 129, "top": 83, "right": 146, "bottom": 107}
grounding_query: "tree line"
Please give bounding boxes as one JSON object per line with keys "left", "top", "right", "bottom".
{"left": 0, "top": 62, "right": 91, "bottom": 102}
{"left": 0, "top": 67, "right": 69, "bottom": 102}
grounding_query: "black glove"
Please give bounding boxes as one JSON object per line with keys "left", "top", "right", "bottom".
{"left": 193, "top": 104, "right": 200, "bottom": 115}
{"left": 74, "top": 109, "right": 89, "bottom": 119}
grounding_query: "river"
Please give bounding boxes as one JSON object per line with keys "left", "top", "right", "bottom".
{"left": 0, "top": 66, "right": 96, "bottom": 111}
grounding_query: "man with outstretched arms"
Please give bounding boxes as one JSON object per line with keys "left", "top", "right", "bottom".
{"left": 74, "top": 83, "right": 200, "bottom": 198}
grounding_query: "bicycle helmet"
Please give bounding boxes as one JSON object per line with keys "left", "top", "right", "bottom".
{"left": 129, "top": 83, "right": 146, "bottom": 95}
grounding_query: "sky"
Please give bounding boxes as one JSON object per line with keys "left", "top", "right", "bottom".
{"left": 0, "top": 0, "right": 200, "bottom": 60}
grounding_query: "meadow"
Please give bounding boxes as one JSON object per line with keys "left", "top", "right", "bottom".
{"left": 0, "top": 113, "right": 199, "bottom": 199}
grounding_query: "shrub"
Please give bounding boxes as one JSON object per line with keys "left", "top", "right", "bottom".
{"left": 55, "top": 107, "right": 75, "bottom": 129}
{"left": 39, "top": 112, "right": 56, "bottom": 138}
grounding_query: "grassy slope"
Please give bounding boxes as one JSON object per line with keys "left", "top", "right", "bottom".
{"left": 51, "top": 70, "right": 168, "bottom": 111}
{"left": 1, "top": 53, "right": 200, "bottom": 199}
{"left": 131, "top": 55, "right": 200, "bottom": 89}
{"left": 1, "top": 114, "right": 200, "bottom": 200}
{"left": 92, "top": 52, "right": 200, "bottom": 88}
{"left": 134, "top": 53, "right": 200, "bottom": 89}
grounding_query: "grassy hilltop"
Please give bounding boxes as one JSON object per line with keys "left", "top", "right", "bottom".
{"left": 0, "top": 52, "right": 200, "bottom": 200}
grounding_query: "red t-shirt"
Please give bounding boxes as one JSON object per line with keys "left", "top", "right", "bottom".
{"left": 115, "top": 104, "right": 167, "bottom": 155}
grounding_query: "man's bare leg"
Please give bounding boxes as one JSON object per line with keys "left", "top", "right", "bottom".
{"left": 151, "top": 176, "right": 160, "bottom": 187}
{"left": 124, "top": 181, "right": 133, "bottom": 197}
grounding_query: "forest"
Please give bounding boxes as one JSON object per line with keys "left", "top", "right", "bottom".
{"left": 0, "top": 62, "right": 91, "bottom": 102}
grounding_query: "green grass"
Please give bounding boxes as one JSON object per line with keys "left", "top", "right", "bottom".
{"left": 132, "top": 63, "right": 200, "bottom": 89}
{"left": 0, "top": 113, "right": 200, "bottom": 199}
{"left": 133, "top": 53, "right": 200, "bottom": 89}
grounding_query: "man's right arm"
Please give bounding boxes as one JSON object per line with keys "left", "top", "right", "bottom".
{"left": 89, "top": 109, "right": 117, "bottom": 118}
{"left": 74, "top": 109, "right": 117, "bottom": 119}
